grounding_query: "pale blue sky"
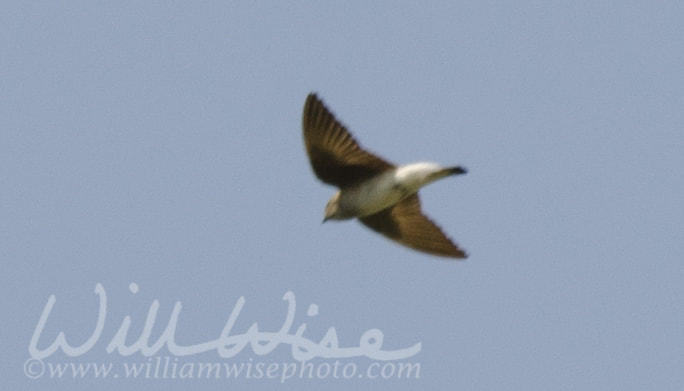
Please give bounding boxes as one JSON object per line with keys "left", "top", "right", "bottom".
{"left": 2, "top": 1, "right": 684, "bottom": 390}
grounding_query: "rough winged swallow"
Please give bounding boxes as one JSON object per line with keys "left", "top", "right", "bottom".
{"left": 302, "top": 93, "right": 468, "bottom": 258}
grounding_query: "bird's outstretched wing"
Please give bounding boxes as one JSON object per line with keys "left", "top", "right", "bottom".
{"left": 303, "top": 93, "right": 394, "bottom": 188}
{"left": 359, "top": 194, "right": 467, "bottom": 259}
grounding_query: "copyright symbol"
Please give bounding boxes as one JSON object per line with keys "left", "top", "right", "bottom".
{"left": 24, "top": 358, "right": 44, "bottom": 379}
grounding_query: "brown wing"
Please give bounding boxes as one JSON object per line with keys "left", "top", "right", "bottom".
{"left": 359, "top": 194, "right": 467, "bottom": 259}
{"left": 302, "top": 93, "right": 394, "bottom": 188}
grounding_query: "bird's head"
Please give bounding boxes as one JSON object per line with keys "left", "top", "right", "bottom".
{"left": 323, "top": 193, "right": 342, "bottom": 223}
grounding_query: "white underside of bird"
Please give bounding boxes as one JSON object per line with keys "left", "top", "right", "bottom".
{"left": 328, "top": 162, "right": 457, "bottom": 219}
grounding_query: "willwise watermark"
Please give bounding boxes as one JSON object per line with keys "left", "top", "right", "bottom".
{"left": 25, "top": 357, "right": 421, "bottom": 382}
{"left": 25, "top": 283, "right": 422, "bottom": 383}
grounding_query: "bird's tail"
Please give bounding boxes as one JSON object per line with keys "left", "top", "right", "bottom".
{"left": 444, "top": 166, "right": 467, "bottom": 176}
{"left": 427, "top": 165, "right": 467, "bottom": 183}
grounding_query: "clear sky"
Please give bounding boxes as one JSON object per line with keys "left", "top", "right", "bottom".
{"left": 2, "top": 1, "right": 683, "bottom": 390}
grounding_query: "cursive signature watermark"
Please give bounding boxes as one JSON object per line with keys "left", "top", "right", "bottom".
{"left": 28, "top": 283, "right": 421, "bottom": 365}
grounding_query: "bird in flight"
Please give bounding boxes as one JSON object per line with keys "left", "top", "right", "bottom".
{"left": 302, "top": 93, "right": 468, "bottom": 258}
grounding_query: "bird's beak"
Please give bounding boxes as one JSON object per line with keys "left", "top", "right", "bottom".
{"left": 322, "top": 216, "right": 329, "bottom": 224}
